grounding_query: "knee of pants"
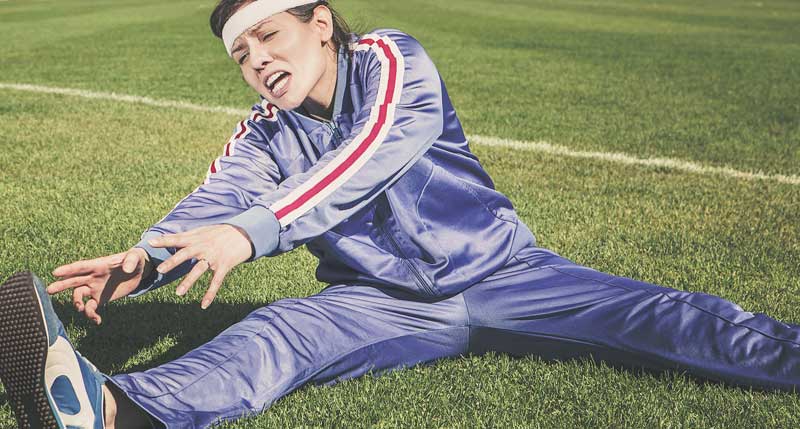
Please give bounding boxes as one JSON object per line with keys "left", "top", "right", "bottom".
{"left": 463, "top": 259, "right": 687, "bottom": 332}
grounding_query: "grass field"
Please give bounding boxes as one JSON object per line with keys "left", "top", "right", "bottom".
{"left": 1, "top": 0, "right": 799, "bottom": 427}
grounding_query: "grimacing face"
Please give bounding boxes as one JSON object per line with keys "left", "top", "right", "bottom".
{"left": 229, "top": 6, "right": 337, "bottom": 112}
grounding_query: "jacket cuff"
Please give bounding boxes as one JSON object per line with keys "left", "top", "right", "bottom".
{"left": 224, "top": 205, "right": 280, "bottom": 260}
{"left": 135, "top": 231, "right": 173, "bottom": 266}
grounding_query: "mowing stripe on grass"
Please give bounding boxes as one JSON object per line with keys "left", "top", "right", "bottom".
{"left": 2, "top": 82, "right": 799, "bottom": 186}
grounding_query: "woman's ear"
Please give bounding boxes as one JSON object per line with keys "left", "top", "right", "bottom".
{"left": 312, "top": 5, "right": 334, "bottom": 44}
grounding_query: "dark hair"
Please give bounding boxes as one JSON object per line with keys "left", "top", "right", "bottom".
{"left": 210, "top": 0, "right": 353, "bottom": 51}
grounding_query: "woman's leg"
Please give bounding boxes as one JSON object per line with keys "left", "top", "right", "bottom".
{"left": 463, "top": 247, "right": 800, "bottom": 391}
{"left": 103, "top": 382, "right": 153, "bottom": 429}
{"left": 106, "top": 284, "right": 470, "bottom": 428}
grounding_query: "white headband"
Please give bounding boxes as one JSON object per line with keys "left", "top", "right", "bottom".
{"left": 222, "top": 0, "right": 317, "bottom": 56}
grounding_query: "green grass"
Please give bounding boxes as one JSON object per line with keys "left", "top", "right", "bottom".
{"left": 1, "top": 0, "right": 799, "bottom": 427}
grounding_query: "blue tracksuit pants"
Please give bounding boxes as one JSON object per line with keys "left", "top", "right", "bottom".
{"left": 106, "top": 246, "right": 800, "bottom": 428}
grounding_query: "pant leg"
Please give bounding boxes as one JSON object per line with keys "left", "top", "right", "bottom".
{"left": 106, "top": 284, "right": 470, "bottom": 428}
{"left": 463, "top": 246, "right": 800, "bottom": 391}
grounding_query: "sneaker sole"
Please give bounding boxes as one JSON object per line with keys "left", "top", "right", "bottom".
{"left": 0, "top": 272, "right": 60, "bottom": 429}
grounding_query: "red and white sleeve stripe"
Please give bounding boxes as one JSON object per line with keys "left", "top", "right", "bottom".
{"left": 204, "top": 106, "right": 277, "bottom": 184}
{"left": 268, "top": 34, "right": 405, "bottom": 227}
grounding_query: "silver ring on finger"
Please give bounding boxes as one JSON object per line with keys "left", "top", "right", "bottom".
{"left": 198, "top": 258, "right": 212, "bottom": 271}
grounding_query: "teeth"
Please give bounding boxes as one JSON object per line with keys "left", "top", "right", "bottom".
{"left": 273, "top": 77, "right": 288, "bottom": 92}
{"left": 266, "top": 71, "right": 286, "bottom": 89}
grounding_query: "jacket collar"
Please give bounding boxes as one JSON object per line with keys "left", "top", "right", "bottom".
{"left": 331, "top": 42, "right": 349, "bottom": 120}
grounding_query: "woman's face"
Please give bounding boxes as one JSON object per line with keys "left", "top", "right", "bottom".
{"left": 230, "top": 7, "right": 336, "bottom": 111}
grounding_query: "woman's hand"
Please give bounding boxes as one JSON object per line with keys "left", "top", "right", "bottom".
{"left": 149, "top": 224, "right": 253, "bottom": 310}
{"left": 48, "top": 247, "right": 152, "bottom": 325}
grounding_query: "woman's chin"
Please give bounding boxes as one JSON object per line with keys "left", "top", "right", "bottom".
{"left": 264, "top": 95, "right": 301, "bottom": 111}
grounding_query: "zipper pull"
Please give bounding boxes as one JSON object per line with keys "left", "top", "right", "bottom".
{"left": 328, "top": 122, "right": 343, "bottom": 142}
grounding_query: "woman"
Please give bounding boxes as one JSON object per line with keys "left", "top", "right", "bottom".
{"left": 1, "top": 1, "right": 798, "bottom": 428}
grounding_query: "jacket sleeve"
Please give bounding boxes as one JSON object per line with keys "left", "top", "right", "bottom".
{"left": 130, "top": 111, "right": 282, "bottom": 296}
{"left": 226, "top": 31, "right": 444, "bottom": 258}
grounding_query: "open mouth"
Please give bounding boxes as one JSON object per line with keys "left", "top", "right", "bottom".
{"left": 265, "top": 71, "right": 291, "bottom": 97}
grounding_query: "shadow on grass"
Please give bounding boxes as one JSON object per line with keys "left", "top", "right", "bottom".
{"left": 51, "top": 300, "right": 265, "bottom": 375}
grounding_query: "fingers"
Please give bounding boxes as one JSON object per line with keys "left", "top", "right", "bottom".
{"left": 70, "top": 286, "right": 101, "bottom": 324}
{"left": 48, "top": 275, "right": 92, "bottom": 294}
{"left": 52, "top": 253, "right": 124, "bottom": 278}
{"left": 175, "top": 260, "right": 210, "bottom": 296}
{"left": 201, "top": 267, "right": 229, "bottom": 310}
{"left": 157, "top": 247, "right": 196, "bottom": 275}
{"left": 149, "top": 226, "right": 240, "bottom": 309}
{"left": 121, "top": 249, "right": 142, "bottom": 274}
{"left": 148, "top": 232, "right": 189, "bottom": 249}
{"left": 72, "top": 285, "right": 91, "bottom": 312}
{"left": 84, "top": 299, "right": 102, "bottom": 325}
{"left": 52, "top": 260, "right": 94, "bottom": 278}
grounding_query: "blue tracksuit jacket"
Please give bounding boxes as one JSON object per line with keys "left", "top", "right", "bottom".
{"left": 134, "top": 29, "right": 535, "bottom": 298}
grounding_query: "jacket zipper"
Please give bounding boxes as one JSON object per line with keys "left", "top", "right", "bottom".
{"left": 304, "top": 114, "right": 434, "bottom": 294}
{"left": 376, "top": 208, "right": 437, "bottom": 296}
{"left": 300, "top": 112, "right": 343, "bottom": 146}
{"left": 327, "top": 121, "right": 344, "bottom": 143}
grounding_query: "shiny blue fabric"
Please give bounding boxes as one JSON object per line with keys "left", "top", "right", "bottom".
{"left": 108, "top": 247, "right": 800, "bottom": 428}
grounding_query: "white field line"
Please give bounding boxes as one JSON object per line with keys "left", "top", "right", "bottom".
{"left": 0, "top": 82, "right": 249, "bottom": 117}
{"left": 2, "top": 82, "right": 798, "bottom": 186}
{"left": 474, "top": 136, "right": 800, "bottom": 186}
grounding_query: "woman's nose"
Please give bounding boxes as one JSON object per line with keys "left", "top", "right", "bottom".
{"left": 248, "top": 43, "right": 274, "bottom": 70}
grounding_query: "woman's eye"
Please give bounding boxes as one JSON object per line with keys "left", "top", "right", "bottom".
{"left": 238, "top": 53, "right": 249, "bottom": 65}
{"left": 262, "top": 31, "right": 277, "bottom": 41}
